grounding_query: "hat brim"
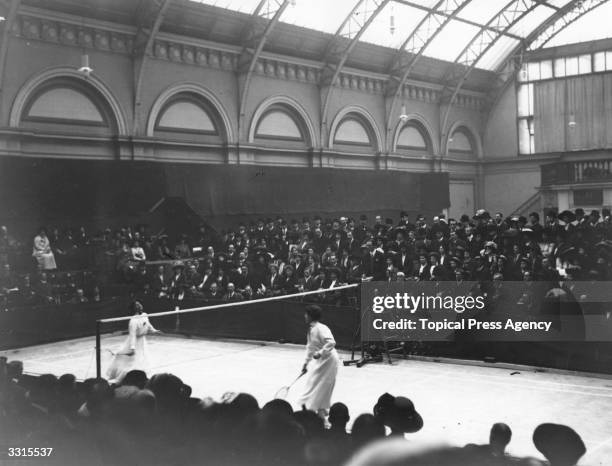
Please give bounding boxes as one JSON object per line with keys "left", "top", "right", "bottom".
{"left": 388, "top": 411, "right": 424, "bottom": 434}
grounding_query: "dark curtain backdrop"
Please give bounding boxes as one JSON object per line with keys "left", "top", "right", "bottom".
{"left": 534, "top": 75, "right": 612, "bottom": 153}
{"left": 0, "top": 157, "right": 450, "bottom": 236}
{"left": 164, "top": 165, "right": 449, "bottom": 217}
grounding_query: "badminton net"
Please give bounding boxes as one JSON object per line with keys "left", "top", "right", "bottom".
{"left": 95, "top": 283, "right": 359, "bottom": 379}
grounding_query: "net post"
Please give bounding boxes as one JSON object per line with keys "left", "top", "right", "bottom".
{"left": 95, "top": 320, "right": 101, "bottom": 379}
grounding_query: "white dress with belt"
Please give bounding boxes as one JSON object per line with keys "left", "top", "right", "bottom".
{"left": 298, "top": 321, "right": 340, "bottom": 413}
{"left": 106, "top": 313, "right": 157, "bottom": 382}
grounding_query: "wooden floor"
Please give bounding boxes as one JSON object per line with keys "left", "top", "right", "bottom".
{"left": 2, "top": 334, "right": 612, "bottom": 465}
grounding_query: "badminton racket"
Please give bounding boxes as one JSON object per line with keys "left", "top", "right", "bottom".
{"left": 275, "top": 372, "right": 306, "bottom": 399}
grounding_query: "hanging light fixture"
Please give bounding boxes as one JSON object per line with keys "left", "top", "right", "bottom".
{"left": 389, "top": 5, "right": 395, "bottom": 35}
{"left": 568, "top": 113, "right": 576, "bottom": 128}
{"left": 78, "top": 53, "right": 93, "bottom": 77}
{"left": 399, "top": 103, "right": 408, "bottom": 122}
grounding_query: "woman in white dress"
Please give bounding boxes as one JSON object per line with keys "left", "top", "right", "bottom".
{"left": 32, "top": 228, "right": 56, "bottom": 270}
{"left": 298, "top": 305, "right": 340, "bottom": 418}
{"left": 107, "top": 301, "right": 160, "bottom": 383}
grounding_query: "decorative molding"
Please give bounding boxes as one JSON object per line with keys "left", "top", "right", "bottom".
{"left": 15, "top": 15, "right": 133, "bottom": 53}
{"left": 11, "top": 12, "right": 485, "bottom": 108}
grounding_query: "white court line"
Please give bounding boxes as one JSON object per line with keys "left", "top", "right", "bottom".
{"left": 365, "top": 360, "right": 612, "bottom": 392}
{"left": 590, "top": 434, "right": 612, "bottom": 453}
{"left": 349, "top": 363, "right": 612, "bottom": 397}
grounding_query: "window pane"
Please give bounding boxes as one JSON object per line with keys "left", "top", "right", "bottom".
{"left": 607, "top": 51, "right": 612, "bottom": 71}
{"left": 554, "top": 58, "right": 566, "bottom": 77}
{"left": 517, "top": 84, "right": 533, "bottom": 117}
{"left": 578, "top": 54, "right": 592, "bottom": 74}
{"left": 565, "top": 56, "right": 579, "bottom": 76}
{"left": 518, "top": 64, "right": 529, "bottom": 82}
{"left": 594, "top": 52, "right": 606, "bottom": 72}
{"left": 518, "top": 119, "right": 531, "bottom": 155}
{"left": 540, "top": 60, "right": 553, "bottom": 79}
{"left": 527, "top": 62, "right": 541, "bottom": 81}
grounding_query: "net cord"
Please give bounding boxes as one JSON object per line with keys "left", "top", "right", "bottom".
{"left": 97, "top": 283, "right": 359, "bottom": 324}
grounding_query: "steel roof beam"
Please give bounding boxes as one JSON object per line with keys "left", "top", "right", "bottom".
{"left": 383, "top": 0, "right": 471, "bottom": 152}
{"left": 318, "top": 0, "right": 390, "bottom": 144}
{"left": 0, "top": 0, "right": 22, "bottom": 97}
{"left": 486, "top": 0, "right": 608, "bottom": 120}
{"left": 237, "top": 0, "right": 291, "bottom": 139}
{"left": 132, "top": 0, "right": 173, "bottom": 135}
{"left": 437, "top": 0, "right": 545, "bottom": 151}
{"left": 395, "top": 0, "right": 523, "bottom": 41}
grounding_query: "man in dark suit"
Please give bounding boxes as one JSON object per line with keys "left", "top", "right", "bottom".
{"left": 417, "top": 254, "right": 430, "bottom": 281}
{"left": 205, "top": 282, "right": 222, "bottom": 300}
{"left": 395, "top": 243, "right": 412, "bottom": 274}
{"left": 223, "top": 282, "right": 243, "bottom": 302}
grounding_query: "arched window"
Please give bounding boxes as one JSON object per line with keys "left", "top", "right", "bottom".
{"left": 20, "top": 78, "right": 116, "bottom": 135}
{"left": 332, "top": 112, "right": 379, "bottom": 153}
{"left": 252, "top": 103, "right": 311, "bottom": 148}
{"left": 255, "top": 108, "right": 303, "bottom": 141}
{"left": 396, "top": 121, "right": 432, "bottom": 154}
{"left": 448, "top": 126, "right": 477, "bottom": 158}
{"left": 154, "top": 92, "right": 226, "bottom": 143}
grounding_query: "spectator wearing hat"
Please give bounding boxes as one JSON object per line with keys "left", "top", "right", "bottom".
{"left": 169, "top": 261, "right": 187, "bottom": 300}
{"left": 373, "top": 393, "right": 423, "bottom": 437}
{"left": 533, "top": 423, "right": 586, "bottom": 466}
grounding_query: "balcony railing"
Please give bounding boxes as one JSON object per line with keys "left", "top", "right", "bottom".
{"left": 541, "top": 159, "right": 612, "bottom": 186}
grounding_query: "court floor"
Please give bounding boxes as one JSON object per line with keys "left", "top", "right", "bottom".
{"left": 2, "top": 334, "right": 612, "bottom": 465}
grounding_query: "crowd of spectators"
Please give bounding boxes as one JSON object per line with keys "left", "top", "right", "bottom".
{"left": 2, "top": 207, "right": 612, "bottom": 308}
{"left": 0, "top": 357, "right": 588, "bottom": 466}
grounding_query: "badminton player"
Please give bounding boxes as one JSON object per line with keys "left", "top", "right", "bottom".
{"left": 107, "top": 300, "right": 160, "bottom": 383}
{"left": 297, "top": 305, "right": 340, "bottom": 419}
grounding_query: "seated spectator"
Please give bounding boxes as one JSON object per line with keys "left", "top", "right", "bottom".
{"left": 32, "top": 228, "right": 57, "bottom": 270}
{"left": 351, "top": 413, "right": 386, "bottom": 450}
{"left": 68, "top": 288, "right": 89, "bottom": 304}
{"left": 223, "top": 282, "right": 243, "bottom": 302}
{"left": 130, "top": 240, "right": 146, "bottom": 262}
{"left": 464, "top": 422, "right": 512, "bottom": 463}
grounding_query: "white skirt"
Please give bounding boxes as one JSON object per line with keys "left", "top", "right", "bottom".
{"left": 297, "top": 349, "right": 339, "bottom": 412}
{"left": 106, "top": 334, "right": 150, "bottom": 383}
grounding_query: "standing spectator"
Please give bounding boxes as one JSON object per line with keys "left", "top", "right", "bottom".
{"left": 174, "top": 235, "right": 192, "bottom": 259}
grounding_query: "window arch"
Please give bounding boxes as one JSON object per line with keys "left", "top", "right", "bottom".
{"left": 153, "top": 92, "right": 227, "bottom": 143}
{"left": 255, "top": 106, "right": 304, "bottom": 141}
{"left": 19, "top": 77, "right": 117, "bottom": 135}
{"left": 334, "top": 117, "right": 371, "bottom": 146}
{"left": 396, "top": 120, "right": 432, "bottom": 154}
{"left": 448, "top": 126, "right": 477, "bottom": 159}
{"left": 329, "top": 106, "right": 381, "bottom": 152}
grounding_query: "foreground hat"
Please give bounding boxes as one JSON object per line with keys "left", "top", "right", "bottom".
{"left": 375, "top": 393, "right": 423, "bottom": 434}
{"left": 533, "top": 423, "right": 586, "bottom": 466}
{"left": 558, "top": 210, "right": 576, "bottom": 223}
